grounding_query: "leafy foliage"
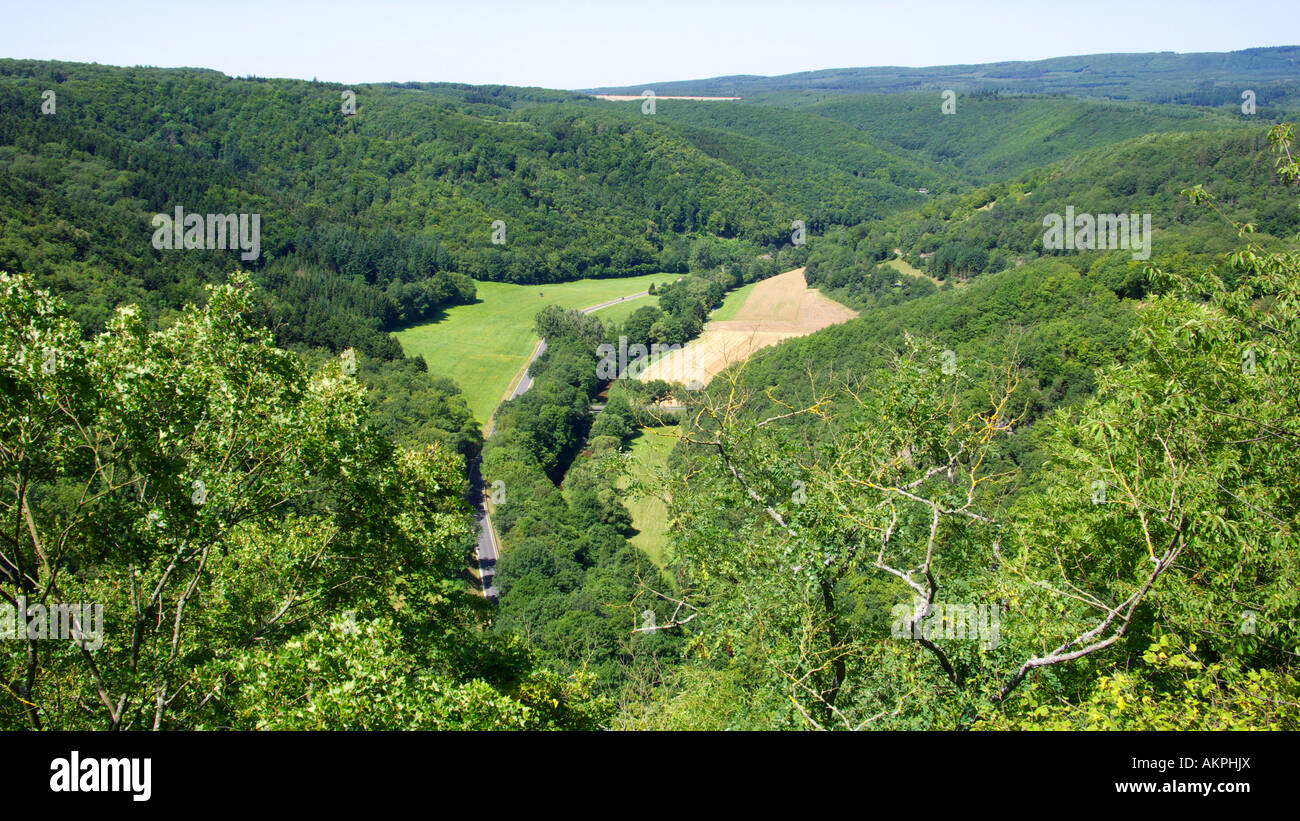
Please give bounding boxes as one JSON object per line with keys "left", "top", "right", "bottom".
{"left": 0, "top": 273, "right": 599, "bottom": 729}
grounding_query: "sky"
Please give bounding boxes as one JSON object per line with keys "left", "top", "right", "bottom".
{"left": 2, "top": 0, "right": 1297, "bottom": 90}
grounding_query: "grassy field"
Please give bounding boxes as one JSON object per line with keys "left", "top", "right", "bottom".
{"left": 707, "top": 280, "right": 760, "bottom": 322}
{"left": 396, "top": 273, "right": 666, "bottom": 425}
{"left": 587, "top": 280, "right": 676, "bottom": 327}
{"left": 882, "top": 256, "right": 925, "bottom": 278}
{"left": 617, "top": 426, "right": 679, "bottom": 568}
{"left": 882, "top": 256, "right": 953, "bottom": 287}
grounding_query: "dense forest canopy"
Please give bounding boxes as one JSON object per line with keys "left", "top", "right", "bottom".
{"left": 1, "top": 51, "right": 1298, "bottom": 732}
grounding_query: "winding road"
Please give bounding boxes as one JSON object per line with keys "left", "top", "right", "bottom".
{"left": 507, "top": 291, "right": 649, "bottom": 400}
{"left": 468, "top": 455, "right": 499, "bottom": 602}
{"left": 472, "top": 288, "right": 651, "bottom": 602}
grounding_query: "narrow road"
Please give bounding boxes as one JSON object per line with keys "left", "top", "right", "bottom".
{"left": 509, "top": 340, "right": 545, "bottom": 399}
{"left": 467, "top": 455, "right": 498, "bottom": 602}
{"left": 507, "top": 291, "right": 647, "bottom": 401}
{"left": 472, "top": 287, "right": 652, "bottom": 602}
{"left": 581, "top": 291, "right": 648, "bottom": 313}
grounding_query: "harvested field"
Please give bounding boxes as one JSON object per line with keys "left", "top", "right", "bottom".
{"left": 636, "top": 268, "right": 856, "bottom": 388}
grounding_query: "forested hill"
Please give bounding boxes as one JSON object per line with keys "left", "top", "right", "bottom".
{"left": 1, "top": 57, "right": 1284, "bottom": 360}
{"left": 802, "top": 125, "right": 1297, "bottom": 295}
{"left": 0, "top": 58, "right": 933, "bottom": 291}
{"left": 789, "top": 93, "right": 1249, "bottom": 180}
{"left": 0, "top": 57, "right": 966, "bottom": 365}
{"left": 584, "top": 46, "right": 1300, "bottom": 106}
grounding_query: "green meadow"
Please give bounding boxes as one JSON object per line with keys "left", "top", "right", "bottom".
{"left": 585, "top": 281, "right": 676, "bottom": 327}
{"left": 396, "top": 273, "right": 667, "bottom": 425}
{"left": 706, "top": 280, "right": 760, "bottom": 322}
{"left": 617, "top": 426, "right": 679, "bottom": 569}
{"left": 882, "top": 256, "right": 925, "bottom": 278}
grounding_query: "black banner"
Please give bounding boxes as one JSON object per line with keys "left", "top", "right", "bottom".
{"left": 1, "top": 731, "right": 1287, "bottom": 810}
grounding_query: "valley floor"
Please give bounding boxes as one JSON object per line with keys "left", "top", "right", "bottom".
{"left": 395, "top": 273, "right": 670, "bottom": 425}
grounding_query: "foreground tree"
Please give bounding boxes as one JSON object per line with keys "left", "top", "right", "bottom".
{"left": 643, "top": 125, "right": 1300, "bottom": 730}
{"left": 1, "top": 272, "right": 603, "bottom": 729}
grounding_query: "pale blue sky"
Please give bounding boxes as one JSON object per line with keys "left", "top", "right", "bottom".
{"left": 2, "top": 0, "right": 1297, "bottom": 89}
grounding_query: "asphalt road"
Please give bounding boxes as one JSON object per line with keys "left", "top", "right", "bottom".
{"left": 581, "top": 291, "right": 648, "bottom": 313}
{"left": 509, "top": 291, "right": 647, "bottom": 400}
{"left": 472, "top": 288, "right": 650, "bottom": 602}
{"left": 467, "top": 455, "right": 498, "bottom": 602}
{"left": 509, "top": 340, "right": 546, "bottom": 399}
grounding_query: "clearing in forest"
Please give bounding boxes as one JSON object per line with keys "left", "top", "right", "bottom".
{"left": 396, "top": 273, "right": 671, "bottom": 424}
{"left": 617, "top": 426, "right": 679, "bottom": 568}
{"left": 636, "top": 267, "right": 857, "bottom": 389}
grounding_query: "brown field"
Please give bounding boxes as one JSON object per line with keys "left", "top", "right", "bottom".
{"left": 636, "top": 267, "right": 856, "bottom": 388}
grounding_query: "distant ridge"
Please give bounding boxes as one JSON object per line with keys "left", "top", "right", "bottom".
{"left": 580, "top": 47, "right": 1300, "bottom": 106}
{"left": 591, "top": 94, "right": 741, "bottom": 101}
